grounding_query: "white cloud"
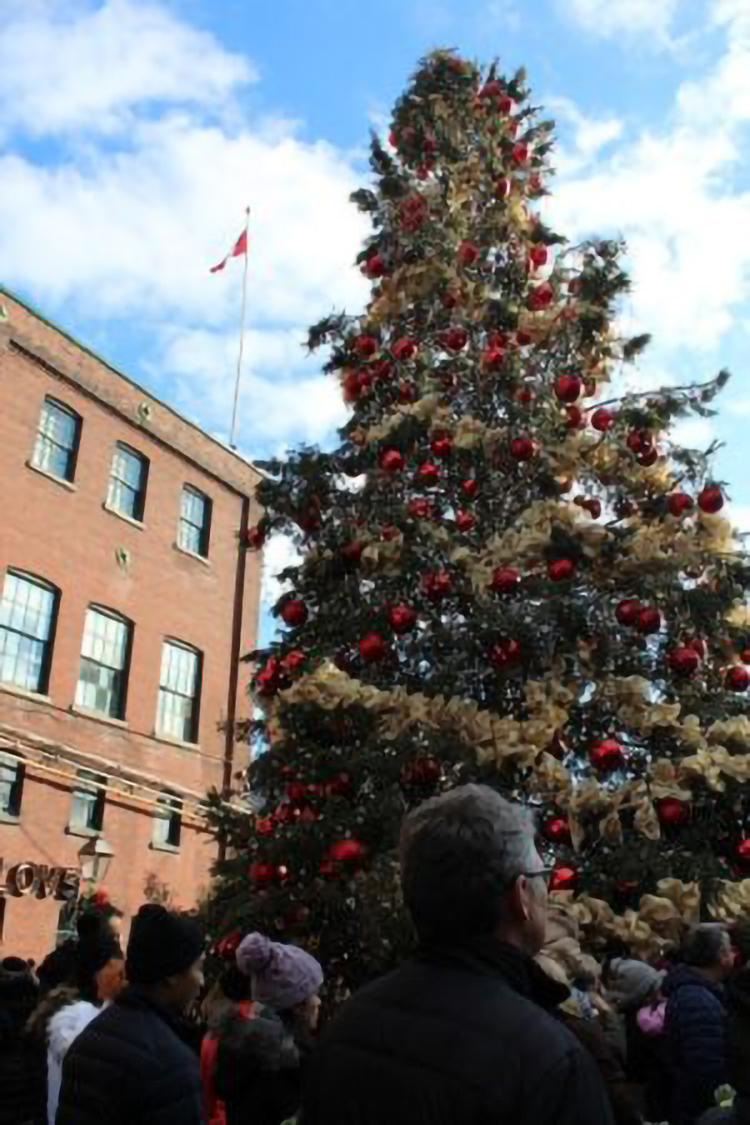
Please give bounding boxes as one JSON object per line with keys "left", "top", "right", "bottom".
{"left": 0, "top": 0, "right": 254, "bottom": 138}
{"left": 261, "top": 533, "right": 302, "bottom": 609}
{"left": 548, "top": 7, "right": 750, "bottom": 353}
{"left": 562, "top": 0, "right": 679, "bottom": 44}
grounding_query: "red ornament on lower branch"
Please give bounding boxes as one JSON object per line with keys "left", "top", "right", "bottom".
{"left": 544, "top": 816, "right": 571, "bottom": 844}
{"left": 656, "top": 798, "right": 689, "bottom": 826}
{"left": 388, "top": 603, "right": 417, "bottom": 634}
{"left": 360, "top": 632, "right": 388, "bottom": 663}
{"left": 549, "top": 865, "right": 578, "bottom": 893}
{"left": 590, "top": 739, "right": 624, "bottom": 772}
{"left": 726, "top": 666, "right": 750, "bottom": 693}
{"left": 668, "top": 646, "right": 700, "bottom": 678}
{"left": 327, "top": 838, "right": 367, "bottom": 864}
{"left": 736, "top": 839, "right": 750, "bottom": 866}
{"left": 548, "top": 558, "right": 576, "bottom": 582}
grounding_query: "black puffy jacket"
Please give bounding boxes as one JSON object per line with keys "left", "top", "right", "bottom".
{"left": 724, "top": 969, "right": 750, "bottom": 1125}
{"left": 215, "top": 1005, "right": 312, "bottom": 1125}
{"left": 55, "top": 986, "right": 201, "bottom": 1124}
{"left": 0, "top": 967, "right": 43, "bottom": 1125}
{"left": 301, "top": 937, "right": 614, "bottom": 1125}
{"left": 664, "top": 964, "right": 727, "bottom": 1125}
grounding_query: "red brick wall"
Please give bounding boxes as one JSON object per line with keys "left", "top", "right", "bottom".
{"left": 0, "top": 290, "right": 262, "bottom": 961}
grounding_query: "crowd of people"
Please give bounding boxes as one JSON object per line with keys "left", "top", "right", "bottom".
{"left": 2, "top": 783, "right": 750, "bottom": 1124}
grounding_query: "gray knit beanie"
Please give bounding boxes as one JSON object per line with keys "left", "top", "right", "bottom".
{"left": 609, "top": 957, "right": 665, "bottom": 1009}
{"left": 236, "top": 932, "right": 323, "bottom": 1011}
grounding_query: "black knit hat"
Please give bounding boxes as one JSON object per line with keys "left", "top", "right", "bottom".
{"left": 126, "top": 904, "right": 204, "bottom": 985}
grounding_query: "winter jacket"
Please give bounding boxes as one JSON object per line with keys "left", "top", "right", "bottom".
{"left": 215, "top": 1005, "right": 312, "bottom": 1125}
{"left": 0, "top": 965, "right": 42, "bottom": 1125}
{"left": 55, "top": 985, "right": 202, "bottom": 1124}
{"left": 561, "top": 1009, "right": 643, "bottom": 1125}
{"left": 724, "top": 968, "right": 750, "bottom": 1125}
{"left": 46, "top": 999, "right": 101, "bottom": 1123}
{"left": 664, "top": 964, "right": 727, "bottom": 1125}
{"left": 301, "top": 936, "right": 615, "bottom": 1125}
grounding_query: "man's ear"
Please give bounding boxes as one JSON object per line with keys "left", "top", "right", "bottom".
{"left": 506, "top": 875, "right": 529, "bottom": 922}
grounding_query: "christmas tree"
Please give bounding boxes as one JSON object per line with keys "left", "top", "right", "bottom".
{"left": 206, "top": 51, "right": 750, "bottom": 991}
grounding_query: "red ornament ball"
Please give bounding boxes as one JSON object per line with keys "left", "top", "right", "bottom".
{"left": 639, "top": 447, "right": 659, "bottom": 468}
{"left": 616, "top": 598, "right": 641, "bottom": 627}
{"left": 668, "top": 492, "right": 694, "bottom": 517}
{"left": 591, "top": 407, "right": 615, "bottom": 433}
{"left": 388, "top": 603, "right": 417, "bottom": 634}
{"left": 638, "top": 606, "right": 662, "bottom": 635}
{"left": 512, "top": 142, "right": 530, "bottom": 165}
{"left": 249, "top": 862, "right": 278, "bottom": 886}
{"left": 280, "top": 599, "right": 308, "bottom": 628}
{"left": 442, "top": 326, "right": 468, "bottom": 352}
{"left": 458, "top": 240, "right": 480, "bottom": 266}
{"left": 246, "top": 525, "right": 266, "bottom": 550}
{"left": 669, "top": 646, "right": 700, "bottom": 678}
{"left": 328, "top": 838, "right": 366, "bottom": 863}
{"left": 422, "top": 570, "right": 452, "bottom": 600}
{"left": 392, "top": 337, "right": 417, "bottom": 362}
{"left": 516, "top": 329, "right": 533, "bottom": 346}
{"left": 455, "top": 510, "right": 475, "bottom": 533}
{"left": 590, "top": 739, "right": 624, "bottom": 772}
{"left": 460, "top": 479, "right": 479, "bottom": 499}
{"left": 402, "top": 758, "right": 441, "bottom": 785}
{"left": 726, "top": 666, "right": 750, "bottom": 693}
{"left": 544, "top": 816, "right": 571, "bottom": 844}
{"left": 408, "top": 497, "right": 432, "bottom": 520}
{"left": 555, "top": 373, "right": 582, "bottom": 403}
{"left": 379, "top": 447, "right": 404, "bottom": 473}
{"left": 361, "top": 253, "right": 385, "bottom": 279}
{"left": 657, "top": 798, "right": 689, "bottom": 826}
{"left": 548, "top": 558, "right": 576, "bottom": 582}
{"left": 491, "top": 566, "right": 520, "bottom": 594}
{"left": 355, "top": 334, "right": 379, "bottom": 357}
{"left": 359, "top": 632, "right": 387, "bottom": 663}
{"left": 510, "top": 436, "right": 535, "bottom": 462}
{"left": 736, "top": 839, "right": 750, "bottom": 865}
{"left": 490, "top": 639, "right": 521, "bottom": 668}
{"left": 530, "top": 244, "right": 548, "bottom": 268}
{"left": 494, "top": 177, "right": 510, "bottom": 200}
{"left": 482, "top": 344, "right": 506, "bottom": 371}
{"left": 430, "top": 433, "right": 453, "bottom": 458}
{"left": 255, "top": 816, "right": 275, "bottom": 836}
{"left": 627, "top": 429, "right": 651, "bottom": 454}
{"left": 549, "top": 865, "right": 578, "bottom": 893}
{"left": 527, "top": 282, "right": 554, "bottom": 311}
{"left": 566, "top": 406, "right": 584, "bottom": 429}
{"left": 698, "top": 484, "right": 724, "bottom": 514}
{"left": 417, "top": 461, "right": 440, "bottom": 485}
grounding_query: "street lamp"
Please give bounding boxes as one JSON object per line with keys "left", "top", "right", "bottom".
{"left": 78, "top": 836, "right": 115, "bottom": 883}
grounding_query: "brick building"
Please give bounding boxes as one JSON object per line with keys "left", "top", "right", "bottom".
{"left": 0, "top": 287, "right": 262, "bottom": 963}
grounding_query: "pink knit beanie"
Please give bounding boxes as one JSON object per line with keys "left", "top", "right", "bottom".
{"left": 236, "top": 932, "right": 323, "bottom": 1011}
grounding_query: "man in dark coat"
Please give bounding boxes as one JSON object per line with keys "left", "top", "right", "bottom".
{"left": 664, "top": 924, "right": 733, "bottom": 1125}
{"left": 0, "top": 957, "right": 43, "bottom": 1125}
{"left": 301, "top": 784, "right": 614, "bottom": 1125}
{"left": 56, "top": 903, "right": 204, "bottom": 1124}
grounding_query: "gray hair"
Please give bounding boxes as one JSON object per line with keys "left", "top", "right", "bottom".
{"left": 399, "top": 784, "right": 537, "bottom": 943}
{"left": 682, "top": 924, "right": 731, "bottom": 968}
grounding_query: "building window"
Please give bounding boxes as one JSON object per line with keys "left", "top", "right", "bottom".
{"left": 107, "top": 443, "right": 148, "bottom": 522}
{"left": 32, "top": 398, "right": 81, "bottom": 482}
{"left": 178, "top": 486, "right": 211, "bottom": 558}
{"left": 69, "top": 769, "right": 105, "bottom": 833}
{"left": 153, "top": 793, "right": 182, "bottom": 849}
{"left": 0, "top": 753, "right": 24, "bottom": 818}
{"left": 75, "top": 608, "right": 131, "bottom": 719}
{"left": 157, "top": 641, "right": 201, "bottom": 743}
{"left": 0, "top": 571, "right": 58, "bottom": 694}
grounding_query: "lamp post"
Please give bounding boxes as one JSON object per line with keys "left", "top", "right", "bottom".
{"left": 77, "top": 836, "right": 115, "bottom": 883}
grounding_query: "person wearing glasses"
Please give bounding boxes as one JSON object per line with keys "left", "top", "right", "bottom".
{"left": 301, "top": 783, "right": 613, "bottom": 1125}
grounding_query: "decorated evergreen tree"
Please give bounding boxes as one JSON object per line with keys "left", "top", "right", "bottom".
{"left": 206, "top": 51, "right": 750, "bottom": 992}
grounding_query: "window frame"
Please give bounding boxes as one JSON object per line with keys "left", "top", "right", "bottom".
{"left": 106, "top": 442, "right": 149, "bottom": 523}
{"left": 75, "top": 606, "right": 133, "bottom": 720}
{"left": 0, "top": 570, "right": 59, "bottom": 695}
{"left": 177, "top": 485, "right": 212, "bottom": 559}
{"left": 152, "top": 792, "right": 182, "bottom": 850}
{"left": 68, "top": 768, "right": 105, "bottom": 834}
{"left": 31, "top": 397, "right": 82, "bottom": 484}
{"left": 0, "top": 752, "right": 24, "bottom": 820}
{"left": 156, "top": 639, "right": 202, "bottom": 745}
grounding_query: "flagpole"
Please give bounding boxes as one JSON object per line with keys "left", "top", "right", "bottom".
{"left": 229, "top": 206, "right": 251, "bottom": 450}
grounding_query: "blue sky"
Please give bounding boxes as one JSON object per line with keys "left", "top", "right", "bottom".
{"left": 2, "top": 0, "right": 750, "bottom": 615}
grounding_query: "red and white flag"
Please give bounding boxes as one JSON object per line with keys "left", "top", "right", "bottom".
{"left": 210, "top": 228, "right": 249, "bottom": 274}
